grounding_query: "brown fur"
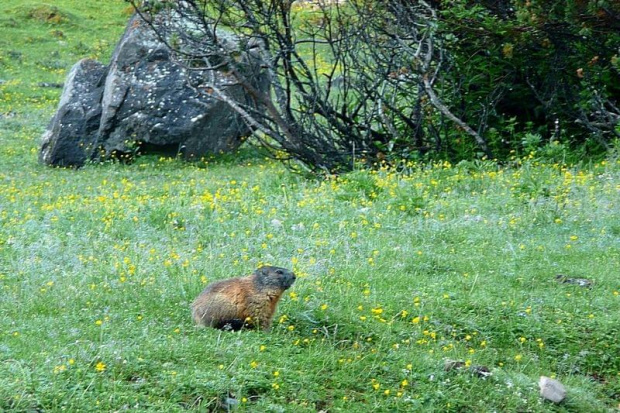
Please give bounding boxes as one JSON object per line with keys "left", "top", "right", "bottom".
{"left": 191, "top": 266, "right": 296, "bottom": 331}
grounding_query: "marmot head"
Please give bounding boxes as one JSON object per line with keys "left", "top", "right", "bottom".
{"left": 254, "top": 266, "right": 296, "bottom": 290}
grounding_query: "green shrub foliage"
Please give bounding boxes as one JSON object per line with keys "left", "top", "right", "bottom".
{"left": 435, "top": 0, "right": 620, "bottom": 159}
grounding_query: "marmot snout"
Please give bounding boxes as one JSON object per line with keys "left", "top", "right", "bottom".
{"left": 191, "top": 266, "right": 296, "bottom": 331}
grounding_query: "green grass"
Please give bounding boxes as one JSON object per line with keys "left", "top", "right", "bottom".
{"left": 1, "top": 1, "right": 620, "bottom": 411}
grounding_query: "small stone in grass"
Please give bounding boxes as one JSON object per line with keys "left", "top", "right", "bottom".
{"left": 471, "top": 365, "right": 492, "bottom": 378}
{"left": 539, "top": 376, "right": 566, "bottom": 403}
{"left": 444, "top": 359, "right": 466, "bottom": 371}
{"left": 555, "top": 274, "right": 593, "bottom": 288}
{"left": 444, "top": 360, "right": 492, "bottom": 378}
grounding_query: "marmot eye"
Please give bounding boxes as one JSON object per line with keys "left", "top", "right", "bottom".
{"left": 275, "top": 269, "right": 283, "bottom": 275}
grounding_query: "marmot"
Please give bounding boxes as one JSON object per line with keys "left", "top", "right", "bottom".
{"left": 191, "top": 266, "right": 296, "bottom": 331}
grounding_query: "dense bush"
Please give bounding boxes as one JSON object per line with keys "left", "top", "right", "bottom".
{"left": 435, "top": 0, "right": 620, "bottom": 160}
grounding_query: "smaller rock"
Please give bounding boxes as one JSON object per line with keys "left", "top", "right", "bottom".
{"left": 444, "top": 359, "right": 492, "bottom": 378}
{"left": 471, "top": 365, "right": 492, "bottom": 378}
{"left": 39, "top": 58, "right": 107, "bottom": 167}
{"left": 555, "top": 274, "right": 593, "bottom": 288}
{"left": 444, "top": 359, "right": 466, "bottom": 371}
{"left": 539, "top": 376, "right": 566, "bottom": 403}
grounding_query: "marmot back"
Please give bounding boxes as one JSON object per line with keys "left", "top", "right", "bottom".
{"left": 191, "top": 266, "right": 296, "bottom": 331}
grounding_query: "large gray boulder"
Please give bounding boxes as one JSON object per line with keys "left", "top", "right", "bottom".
{"left": 40, "top": 14, "right": 268, "bottom": 166}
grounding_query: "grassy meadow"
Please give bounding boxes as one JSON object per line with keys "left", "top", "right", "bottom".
{"left": 1, "top": 1, "right": 620, "bottom": 411}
